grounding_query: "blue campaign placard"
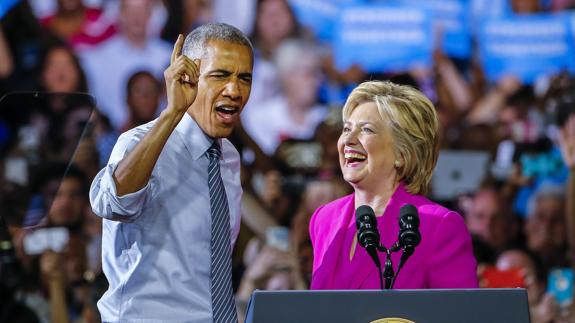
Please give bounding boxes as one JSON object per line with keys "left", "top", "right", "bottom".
{"left": 397, "top": 0, "right": 472, "bottom": 58}
{"left": 288, "top": 0, "right": 361, "bottom": 42}
{"left": 478, "top": 13, "right": 575, "bottom": 84}
{"left": 333, "top": 3, "right": 434, "bottom": 73}
{"left": 470, "top": 0, "right": 509, "bottom": 31}
{"left": 0, "top": 0, "right": 21, "bottom": 18}
{"left": 569, "top": 11, "right": 575, "bottom": 46}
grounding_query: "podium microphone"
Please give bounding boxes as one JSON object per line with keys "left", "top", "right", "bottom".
{"left": 355, "top": 205, "right": 383, "bottom": 288}
{"left": 391, "top": 204, "right": 421, "bottom": 288}
{"left": 355, "top": 205, "right": 381, "bottom": 268}
{"left": 398, "top": 204, "right": 421, "bottom": 255}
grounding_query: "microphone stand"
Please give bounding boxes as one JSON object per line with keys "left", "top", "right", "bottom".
{"left": 376, "top": 242, "right": 401, "bottom": 290}
{"left": 390, "top": 247, "right": 414, "bottom": 289}
{"left": 375, "top": 257, "right": 384, "bottom": 290}
{"left": 365, "top": 246, "right": 384, "bottom": 290}
{"left": 356, "top": 204, "right": 419, "bottom": 290}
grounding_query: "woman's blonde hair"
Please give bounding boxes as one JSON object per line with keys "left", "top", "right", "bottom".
{"left": 342, "top": 81, "right": 439, "bottom": 195}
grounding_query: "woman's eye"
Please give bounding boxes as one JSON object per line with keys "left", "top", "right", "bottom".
{"left": 342, "top": 127, "right": 351, "bottom": 133}
{"left": 362, "top": 128, "right": 374, "bottom": 133}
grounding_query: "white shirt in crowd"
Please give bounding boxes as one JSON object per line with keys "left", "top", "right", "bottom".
{"left": 81, "top": 35, "right": 171, "bottom": 129}
{"left": 243, "top": 95, "right": 329, "bottom": 155}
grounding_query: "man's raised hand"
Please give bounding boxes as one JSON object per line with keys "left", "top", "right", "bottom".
{"left": 164, "top": 34, "right": 200, "bottom": 116}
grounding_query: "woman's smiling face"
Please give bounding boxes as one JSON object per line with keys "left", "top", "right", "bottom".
{"left": 337, "top": 101, "right": 399, "bottom": 190}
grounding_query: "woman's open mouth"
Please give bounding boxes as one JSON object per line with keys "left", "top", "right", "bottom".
{"left": 344, "top": 150, "right": 367, "bottom": 167}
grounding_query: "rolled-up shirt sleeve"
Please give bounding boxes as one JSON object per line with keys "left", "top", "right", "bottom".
{"left": 89, "top": 129, "right": 158, "bottom": 222}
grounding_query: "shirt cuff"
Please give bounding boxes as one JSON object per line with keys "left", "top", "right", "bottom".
{"left": 90, "top": 162, "right": 154, "bottom": 221}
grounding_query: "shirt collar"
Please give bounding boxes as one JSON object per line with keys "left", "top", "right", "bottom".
{"left": 175, "top": 113, "right": 219, "bottom": 161}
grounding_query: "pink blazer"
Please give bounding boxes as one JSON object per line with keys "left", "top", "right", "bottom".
{"left": 309, "top": 183, "right": 478, "bottom": 290}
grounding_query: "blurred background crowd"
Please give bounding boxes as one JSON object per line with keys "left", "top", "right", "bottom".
{"left": 0, "top": 0, "right": 575, "bottom": 322}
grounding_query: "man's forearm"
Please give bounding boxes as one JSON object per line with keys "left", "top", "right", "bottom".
{"left": 113, "top": 109, "right": 184, "bottom": 196}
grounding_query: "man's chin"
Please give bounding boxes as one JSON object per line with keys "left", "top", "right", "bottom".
{"left": 208, "top": 126, "right": 234, "bottom": 139}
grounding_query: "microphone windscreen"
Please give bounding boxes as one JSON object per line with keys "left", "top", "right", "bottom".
{"left": 398, "top": 204, "right": 421, "bottom": 248}
{"left": 356, "top": 205, "right": 376, "bottom": 220}
{"left": 399, "top": 204, "right": 417, "bottom": 218}
{"left": 399, "top": 204, "right": 419, "bottom": 227}
{"left": 355, "top": 205, "right": 382, "bottom": 269}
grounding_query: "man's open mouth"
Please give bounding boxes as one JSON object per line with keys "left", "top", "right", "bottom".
{"left": 215, "top": 105, "right": 239, "bottom": 124}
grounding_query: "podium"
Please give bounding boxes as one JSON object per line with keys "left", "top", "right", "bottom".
{"left": 244, "top": 289, "right": 530, "bottom": 323}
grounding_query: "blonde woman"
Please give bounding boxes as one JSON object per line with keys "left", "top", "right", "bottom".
{"left": 310, "top": 81, "right": 478, "bottom": 289}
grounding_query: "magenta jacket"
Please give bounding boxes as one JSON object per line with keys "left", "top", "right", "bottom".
{"left": 309, "top": 183, "right": 478, "bottom": 290}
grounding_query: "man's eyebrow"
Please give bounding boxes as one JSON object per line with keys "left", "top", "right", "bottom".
{"left": 206, "top": 70, "right": 252, "bottom": 79}
{"left": 207, "top": 69, "right": 232, "bottom": 75}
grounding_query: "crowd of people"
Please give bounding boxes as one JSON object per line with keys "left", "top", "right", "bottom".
{"left": 1, "top": 0, "right": 574, "bottom": 322}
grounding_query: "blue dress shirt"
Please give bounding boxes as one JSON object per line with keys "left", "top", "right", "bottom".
{"left": 89, "top": 113, "right": 242, "bottom": 322}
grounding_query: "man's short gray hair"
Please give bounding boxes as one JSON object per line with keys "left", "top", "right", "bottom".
{"left": 182, "top": 23, "right": 253, "bottom": 60}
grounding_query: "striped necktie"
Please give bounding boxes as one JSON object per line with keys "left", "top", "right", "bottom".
{"left": 206, "top": 142, "right": 238, "bottom": 323}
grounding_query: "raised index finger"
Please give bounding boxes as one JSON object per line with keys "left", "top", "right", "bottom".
{"left": 171, "top": 34, "right": 184, "bottom": 64}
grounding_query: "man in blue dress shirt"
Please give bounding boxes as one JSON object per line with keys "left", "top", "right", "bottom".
{"left": 89, "top": 23, "right": 253, "bottom": 322}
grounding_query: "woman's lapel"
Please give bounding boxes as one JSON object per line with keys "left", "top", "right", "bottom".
{"left": 312, "top": 195, "right": 356, "bottom": 289}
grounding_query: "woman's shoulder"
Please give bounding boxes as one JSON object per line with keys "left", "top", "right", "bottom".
{"left": 401, "top": 192, "right": 459, "bottom": 220}
{"left": 406, "top": 194, "right": 469, "bottom": 243}
{"left": 393, "top": 183, "right": 454, "bottom": 217}
{"left": 310, "top": 194, "right": 354, "bottom": 225}
{"left": 309, "top": 193, "right": 354, "bottom": 245}
{"left": 316, "top": 193, "right": 354, "bottom": 213}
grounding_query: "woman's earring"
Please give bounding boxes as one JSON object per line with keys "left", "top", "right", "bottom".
{"left": 394, "top": 160, "right": 402, "bottom": 168}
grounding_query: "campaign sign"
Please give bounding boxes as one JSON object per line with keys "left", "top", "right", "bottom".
{"left": 470, "top": 0, "right": 509, "bottom": 32}
{"left": 288, "top": 0, "right": 346, "bottom": 42}
{"left": 0, "top": 0, "right": 21, "bottom": 18}
{"left": 397, "top": 0, "right": 472, "bottom": 58}
{"left": 334, "top": 4, "right": 433, "bottom": 73}
{"left": 569, "top": 11, "right": 575, "bottom": 47}
{"left": 478, "top": 14, "right": 575, "bottom": 84}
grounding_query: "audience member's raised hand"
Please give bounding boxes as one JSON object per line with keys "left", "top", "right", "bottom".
{"left": 40, "top": 250, "right": 64, "bottom": 282}
{"left": 559, "top": 114, "right": 575, "bottom": 170}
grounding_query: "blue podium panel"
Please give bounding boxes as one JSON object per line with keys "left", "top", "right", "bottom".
{"left": 245, "top": 289, "right": 530, "bottom": 323}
